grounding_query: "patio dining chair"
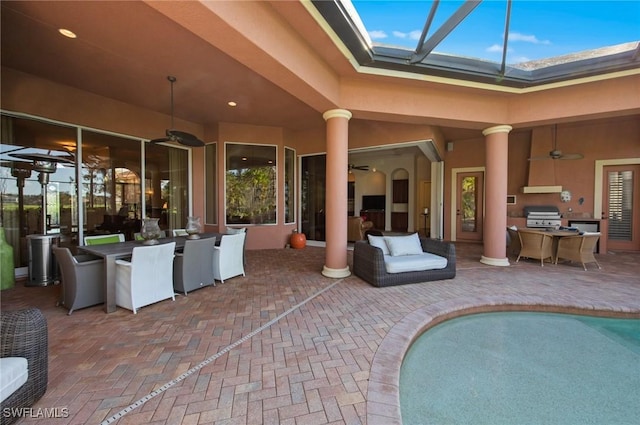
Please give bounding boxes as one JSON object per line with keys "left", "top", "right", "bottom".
{"left": 52, "top": 247, "right": 104, "bottom": 315}
{"left": 84, "top": 233, "right": 125, "bottom": 245}
{"left": 554, "top": 232, "right": 601, "bottom": 271}
{"left": 226, "top": 227, "right": 247, "bottom": 266}
{"left": 506, "top": 226, "right": 521, "bottom": 259}
{"left": 516, "top": 229, "right": 554, "bottom": 267}
{"left": 173, "top": 237, "right": 216, "bottom": 295}
{"left": 115, "top": 242, "right": 176, "bottom": 314}
{"left": 213, "top": 233, "right": 246, "bottom": 283}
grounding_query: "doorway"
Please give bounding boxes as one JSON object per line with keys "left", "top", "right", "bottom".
{"left": 418, "top": 180, "right": 431, "bottom": 237}
{"left": 603, "top": 164, "right": 640, "bottom": 251}
{"left": 452, "top": 169, "right": 484, "bottom": 242}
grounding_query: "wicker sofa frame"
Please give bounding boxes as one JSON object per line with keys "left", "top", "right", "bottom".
{"left": 353, "top": 237, "right": 456, "bottom": 287}
{"left": 0, "top": 308, "right": 48, "bottom": 425}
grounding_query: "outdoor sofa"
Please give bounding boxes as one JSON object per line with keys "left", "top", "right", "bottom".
{"left": 353, "top": 234, "right": 456, "bottom": 287}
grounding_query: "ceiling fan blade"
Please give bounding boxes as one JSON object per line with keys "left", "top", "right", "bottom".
{"left": 149, "top": 137, "right": 170, "bottom": 144}
{"left": 558, "top": 153, "right": 584, "bottom": 160}
{"left": 527, "top": 156, "right": 551, "bottom": 161}
{"left": 10, "top": 152, "right": 75, "bottom": 164}
{"left": 168, "top": 130, "right": 205, "bottom": 147}
{"left": 348, "top": 163, "right": 369, "bottom": 170}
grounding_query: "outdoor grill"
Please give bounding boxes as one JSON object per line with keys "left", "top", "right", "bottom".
{"left": 524, "top": 205, "right": 562, "bottom": 228}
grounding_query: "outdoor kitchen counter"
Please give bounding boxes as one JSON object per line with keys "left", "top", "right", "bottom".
{"left": 506, "top": 217, "right": 588, "bottom": 228}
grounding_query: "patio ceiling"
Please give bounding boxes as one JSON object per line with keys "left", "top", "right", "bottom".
{"left": 0, "top": 1, "right": 324, "bottom": 132}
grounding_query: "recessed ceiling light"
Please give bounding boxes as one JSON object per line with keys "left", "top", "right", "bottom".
{"left": 58, "top": 28, "right": 77, "bottom": 38}
{"left": 241, "top": 157, "right": 247, "bottom": 161}
{"left": 227, "top": 101, "right": 237, "bottom": 107}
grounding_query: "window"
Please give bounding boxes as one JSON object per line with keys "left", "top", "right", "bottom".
{"left": 608, "top": 170, "right": 633, "bottom": 241}
{"left": 301, "top": 154, "right": 326, "bottom": 240}
{"left": 0, "top": 113, "right": 193, "bottom": 271}
{"left": 81, "top": 130, "right": 142, "bottom": 237}
{"left": 145, "top": 142, "right": 189, "bottom": 232}
{"left": 205, "top": 143, "right": 217, "bottom": 225}
{"left": 285, "top": 147, "right": 296, "bottom": 224}
{"left": 225, "top": 143, "right": 276, "bottom": 225}
{"left": 0, "top": 115, "right": 77, "bottom": 256}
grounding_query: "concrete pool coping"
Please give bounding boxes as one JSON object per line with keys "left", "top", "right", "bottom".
{"left": 366, "top": 294, "right": 640, "bottom": 425}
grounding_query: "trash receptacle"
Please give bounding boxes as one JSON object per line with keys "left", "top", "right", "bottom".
{"left": 26, "top": 234, "right": 60, "bottom": 286}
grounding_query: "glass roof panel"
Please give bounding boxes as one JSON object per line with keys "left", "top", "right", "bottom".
{"left": 352, "top": 0, "right": 640, "bottom": 66}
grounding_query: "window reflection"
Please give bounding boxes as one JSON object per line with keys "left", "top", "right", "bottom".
{"left": 145, "top": 143, "right": 188, "bottom": 232}
{"left": 0, "top": 115, "right": 77, "bottom": 268}
{"left": 301, "top": 154, "right": 326, "bottom": 241}
{"left": 225, "top": 143, "right": 276, "bottom": 225}
{"left": 285, "top": 147, "right": 295, "bottom": 224}
{"left": 81, "top": 130, "right": 142, "bottom": 240}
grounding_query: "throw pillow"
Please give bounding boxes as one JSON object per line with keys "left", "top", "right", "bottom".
{"left": 367, "top": 234, "right": 390, "bottom": 255}
{"left": 385, "top": 233, "right": 423, "bottom": 256}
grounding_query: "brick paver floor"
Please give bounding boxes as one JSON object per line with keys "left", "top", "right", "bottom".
{"left": 1, "top": 242, "right": 638, "bottom": 424}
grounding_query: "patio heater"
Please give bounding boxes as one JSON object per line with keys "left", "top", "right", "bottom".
{"left": 9, "top": 161, "right": 32, "bottom": 237}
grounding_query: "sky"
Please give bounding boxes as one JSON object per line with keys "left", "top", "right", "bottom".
{"left": 351, "top": 0, "right": 640, "bottom": 64}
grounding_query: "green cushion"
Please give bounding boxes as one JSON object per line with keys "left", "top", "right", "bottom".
{"left": 86, "top": 235, "right": 122, "bottom": 245}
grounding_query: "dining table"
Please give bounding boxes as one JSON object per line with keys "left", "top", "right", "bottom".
{"left": 78, "top": 233, "right": 221, "bottom": 313}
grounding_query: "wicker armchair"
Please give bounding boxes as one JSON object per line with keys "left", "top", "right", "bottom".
{"left": 506, "top": 227, "right": 521, "bottom": 259}
{"left": 554, "top": 233, "right": 601, "bottom": 271}
{"left": 347, "top": 217, "right": 374, "bottom": 242}
{"left": 0, "top": 308, "right": 48, "bottom": 425}
{"left": 516, "top": 229, "right": 554, "bottom": 266}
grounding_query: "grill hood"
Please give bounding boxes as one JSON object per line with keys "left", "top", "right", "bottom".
{"left": 521, "top": 127, "right": 563, "bottom": 194}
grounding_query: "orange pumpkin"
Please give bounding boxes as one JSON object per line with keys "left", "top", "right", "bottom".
{"left": 290, "top": 230, "right": 306, "bottom": 249}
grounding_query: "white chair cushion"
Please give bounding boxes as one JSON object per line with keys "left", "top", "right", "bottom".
{"left": 383, "top": 252, "right": 448, "bottom": 273}
{"left": 0, "top": 357, "right": 28, "bottom": 402}
{"left": 367, "top": 235, "right": 390, "bottom": 255}
{"left": 384, "top": 233, "right": 423, "bottom": 256}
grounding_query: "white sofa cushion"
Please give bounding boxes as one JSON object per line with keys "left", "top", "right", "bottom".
{"left": 367, "top": 235, "right": 390, "bottom": 255}
{"left": 0, "top": 357, "right": 28, "bottom": 402}
{"left": 385, "top": 233, "right": 423, "bottom": 256}
{"left": 383, "top": 252, "right": 448, "bottom": 273}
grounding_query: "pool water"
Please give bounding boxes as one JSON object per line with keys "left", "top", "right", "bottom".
{"left": 400, "top": 312, "right": 640, "bottom": 425}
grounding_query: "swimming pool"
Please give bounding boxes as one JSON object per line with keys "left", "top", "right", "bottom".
{"left": 400, "top": 312, "right": 640, "bottom": 424}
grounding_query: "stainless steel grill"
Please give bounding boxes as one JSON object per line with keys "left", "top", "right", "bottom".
{"left": 524, "top": 205, "right": 562, "bottom": 228}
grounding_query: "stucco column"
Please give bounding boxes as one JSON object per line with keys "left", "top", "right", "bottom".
{"left": 480, "top": 125, "right": 512, "bottom": 267}
{"left": 322, "top": 109, "right": 352, "bottom": 278}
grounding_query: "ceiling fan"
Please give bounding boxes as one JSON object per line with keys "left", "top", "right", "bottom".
{"left": 150, "top": 76, "right": 204, "bottom": 147}
{"left": 348, "top": 163, "right": 369, "bottom": 171}
{"left": 528, "top": 125, "right": 583, "bottom": 161}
